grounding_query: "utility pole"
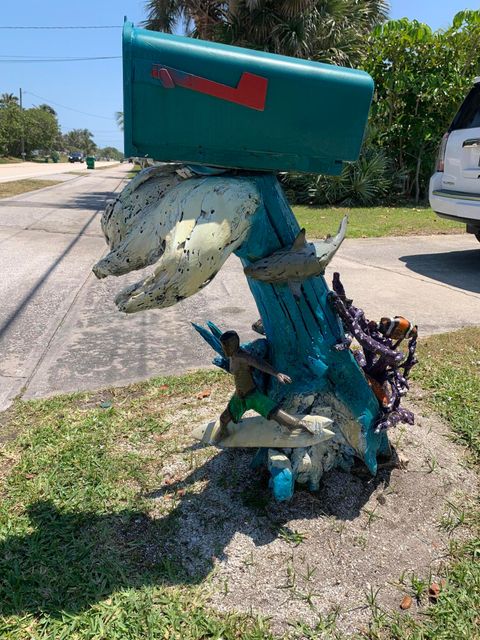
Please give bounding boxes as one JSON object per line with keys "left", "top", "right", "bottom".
{"left": 19, "top": 88, "right": 25, "bottom": 161}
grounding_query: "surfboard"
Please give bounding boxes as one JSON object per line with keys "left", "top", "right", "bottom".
{"left": 191, "top": 414, "right": 335, "bottom": 448}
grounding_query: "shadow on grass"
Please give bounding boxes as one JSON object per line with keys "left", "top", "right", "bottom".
{"left": 0, "top": 449, "right": 390, "bottom": 618}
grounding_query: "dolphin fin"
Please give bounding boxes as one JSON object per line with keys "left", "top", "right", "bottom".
{"left": 291, "top": 228, "right": 306, "bottom": 250}
{"left": 315, "top": 215, "right": 348, "bottom": 272}
{"left": 326, "top": 215, "right": 348, "bottom": 244}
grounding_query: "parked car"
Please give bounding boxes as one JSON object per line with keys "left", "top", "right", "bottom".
{"left": 429, "top": 77, "right": 480, "bottom": 241}
{"left": 68, "top": 152, "right": 84, "bottom": 163}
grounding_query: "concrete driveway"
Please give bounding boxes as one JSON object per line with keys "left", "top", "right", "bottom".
{"left": 0, "top": 160, "right": 119, "bottom": 183}
{"left": 328, "top": 234, "right": 480, "bottom": 335}
{"left": 0, "top": 169, "right": 479, "bottom": 409}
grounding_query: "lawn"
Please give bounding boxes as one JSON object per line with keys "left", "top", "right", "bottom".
{"left": 31, "top": 155, "right": 69, "bottom": 163}
{"left": 0, "top": 156, "right": 23, "bottom": 164}
{"left": 414, "top": 328, "right": 480, "bottom": 463}
{"left": 0, "top": 330, "right": 478, "bottom": 639}
{"left": 0, "top": 179, "right": 63, "bottom": 199}
{"left": 0, "top": 156, "right": 70, "bottom": 164}
{"left": 293, "top": 204, "right": 464, "bottom": 239}
{"left": 128, "top": 165, "right": 141, "bottom": 178}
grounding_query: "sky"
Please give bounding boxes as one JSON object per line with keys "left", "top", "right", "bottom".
{"left": 1, "top": 0, "right": 478, "bottom": 152}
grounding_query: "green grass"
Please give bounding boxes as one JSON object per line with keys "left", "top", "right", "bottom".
{"left": 293, "top": 204, "right": 464, "bottom": 238}
{"left": 414, "top": 328, "right": 480, "bottom": 463}
{"left": 0, "top": 156, "right": 23, "bottom": 164}
{"left": 0, "top": 179, "right": 63, "bottom": 199}
{"left": 0, "top": 371, "right": 276, "bottom": 639}
{"left": 359, "top": 327, "right": 480, "bottom": 640}
{"left": 128, "top": 165, "right": 141, "bottom": 178}
{"left": 0, "top": 156, "right": 69, "bottom": 164}
{"left": 31, "top": 153, "right": 70, "bottom": 163}
{"left": 0, "top": 333, "right": 478, "bottom": 639}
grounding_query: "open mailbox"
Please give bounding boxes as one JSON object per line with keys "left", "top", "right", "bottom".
{"left": 123, "top": 21, "right": 374, "bottom": 174}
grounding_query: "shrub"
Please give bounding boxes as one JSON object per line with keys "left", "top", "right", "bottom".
{"left": 283, "top": 147, "right": 400, "bottom": 206}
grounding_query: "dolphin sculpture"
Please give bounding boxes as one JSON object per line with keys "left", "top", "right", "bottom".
{"left": 92, "top": 166, "right": 261, "bottom": 312}
{"left": 243, "top": 215, "right": 348, "bottom": 298}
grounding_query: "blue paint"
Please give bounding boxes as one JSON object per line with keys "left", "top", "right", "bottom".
{"left": 269, "top": 466, "right": 294, "bottom": 502}
{"left": 195, "top": 174, "right": 384, "bottom": 497}
{"left": 236, "top": 176, "right": 383, "bottom": 469}
{"left": 250, "top": 448, "right": 267, "bottom": 470}
{"left": 306, "top": 355, "right": 329, "bottom": 379}
{"left": 191, "top": 322, "right": 224, "bottom": 356}
{"left": 206, "top": 321, "right": 224, "bottom": 339}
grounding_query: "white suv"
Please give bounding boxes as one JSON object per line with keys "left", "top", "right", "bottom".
{"left": 429, "top": 77, "right": 480, "bottom": 242}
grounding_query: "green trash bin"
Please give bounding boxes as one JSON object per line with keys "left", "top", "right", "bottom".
{"left": 86, "top": 156, "right": 95, "bottom": 170}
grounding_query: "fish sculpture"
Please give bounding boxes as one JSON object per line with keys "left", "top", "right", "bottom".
{"left": 243, "top": 216, "right": 348, "bottom": 298}
{"left": 379, "top": 316, "right": 418, "bottom": 342}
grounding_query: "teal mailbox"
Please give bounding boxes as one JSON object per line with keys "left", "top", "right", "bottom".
{"left": 123, "top": 21, "right": 374, "bottom": 174}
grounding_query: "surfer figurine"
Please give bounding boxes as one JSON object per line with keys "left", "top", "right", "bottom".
{"left": 211, "top": 330, "right": 315, "bottom": 443}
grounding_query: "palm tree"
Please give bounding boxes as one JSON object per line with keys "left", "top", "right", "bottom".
{"left": 0, "top": 93, "right": 19, "bottom": 108}
{"left": 144, "top": 1, "right": 227, "bottom": 40}
{"left": 38, "top": 103, "right": 57, "bottom": 116}
{"left": 63, "top": 129, "right": 97, "bottom": 156}
{"left": 309, "top": 0, "right": 390, "bottom": 65}
{"left": 143, "top": 0, "right": 389, "bottom": 65}
{"left": 222, "top": 0, "right": 320, "bottom": 57}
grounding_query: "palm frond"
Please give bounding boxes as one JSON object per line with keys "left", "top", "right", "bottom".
{"left": 143, "top": 0, "right": 183, "bottom": 32}
{"left": 143, "top": 0, "right": 390, "bottom": 59}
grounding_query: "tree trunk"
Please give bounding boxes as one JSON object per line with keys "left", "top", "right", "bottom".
{"left": 414, "top": 145, "right": 424, "bottom": 204}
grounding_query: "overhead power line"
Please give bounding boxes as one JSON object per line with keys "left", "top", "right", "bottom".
{"left": 0, "top": 54, "right": 118, "bottom": 59}
{"left": 0, "top": 56, "right": 120, "bottom": 63}
{"left": 24, "top": 91, "right": 116, "bottom": 121}
{"left": 0, "top": 25, "right": 122, "bottom": 30}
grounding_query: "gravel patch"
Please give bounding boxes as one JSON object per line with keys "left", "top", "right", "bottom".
{"left": 148, "top": 389, "right": 477, "bottom": 636}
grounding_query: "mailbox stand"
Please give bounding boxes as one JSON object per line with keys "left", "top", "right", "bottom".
{"left": 93, "top": 22, "right": 417, "bottom": 501}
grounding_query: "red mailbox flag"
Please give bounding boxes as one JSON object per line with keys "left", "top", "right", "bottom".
{"left": 152, "top": 65, "right": 268, "bottom": 111}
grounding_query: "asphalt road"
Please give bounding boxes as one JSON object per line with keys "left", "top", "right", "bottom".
{"left": 1, "top": 167, "right": 479, "bottom": 410}
{"left": 0, "top": 160, "right": 119, "bottom": 183}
